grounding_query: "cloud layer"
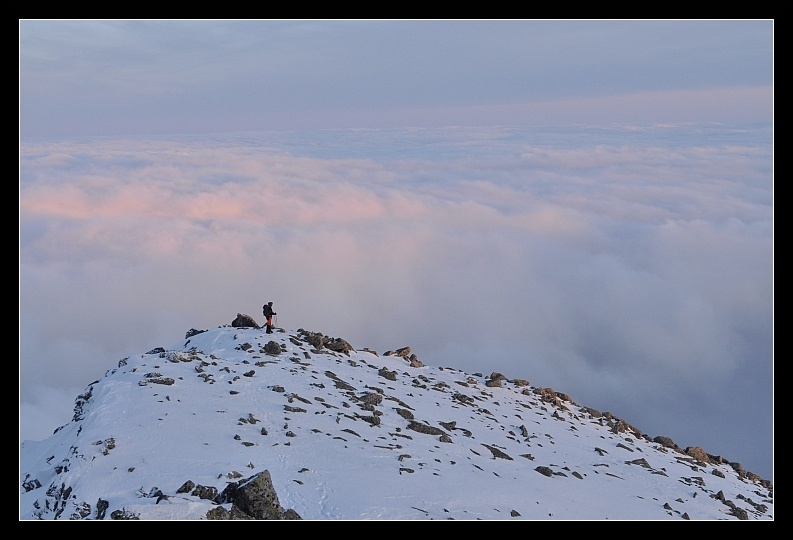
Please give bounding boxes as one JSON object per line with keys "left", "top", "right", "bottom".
{"left": 19, "top": 124, "right": 773, "bottom": 481}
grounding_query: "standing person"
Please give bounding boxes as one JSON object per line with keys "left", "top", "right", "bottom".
{"left": 262, "top": 301, "right": 277, "bottom": 334}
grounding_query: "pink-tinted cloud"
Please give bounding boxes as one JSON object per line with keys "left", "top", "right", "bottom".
{"left": 19, "top": 126, "right": 773, "bottom": 481}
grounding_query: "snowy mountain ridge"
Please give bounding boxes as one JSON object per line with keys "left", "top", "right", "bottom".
{"left": 19, "top": 320, "right": 774, "bottom": 520}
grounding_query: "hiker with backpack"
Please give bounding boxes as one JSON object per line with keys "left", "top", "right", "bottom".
{"left": 262, "top": 301, "right": 277, "bottom": 334}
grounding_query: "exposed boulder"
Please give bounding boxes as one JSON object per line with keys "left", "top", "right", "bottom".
{"left": 384, "top": 346, "right": 411, "bottom": 358}
{"left": 325, "top": 337, "right": 354, "bottom": 355}
{"left": 407, "top": 354, "right": 424, "bottom": 367}
{"left": 263, "top": 341, "right": 282, "bottom": 355}
{"left": 406, "top": 420, "right": 448, "bottom": 437}
{"left": 379, "top": 367, "right": 397, "bottom": 381}
{"left": 297, "top": 329, "right": 354, "bottom": 355}
{"left": 653, "top": 435, "right": 682, "bottom": 452}
{"left": 232, "top": 313, "right": 259, "bottom": 328}
{"left": 213, "top": 470, "right": 301, "bottom": 520}
{"left": 685, "top": 446, "right": 712, "bottom": 465}
{"left": 486, "top": 372, "right": 507, "bottom": 388}
{"left": 610, "top": 418, "right": 642, "bottom": 437}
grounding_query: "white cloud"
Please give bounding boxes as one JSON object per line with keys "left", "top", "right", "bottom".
{"left": 19, "top": 124, "right": 773, "bottom": 482}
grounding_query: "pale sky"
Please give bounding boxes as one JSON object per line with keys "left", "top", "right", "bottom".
{"left": 20, "top": 20, "right": 772, "bottom": 137}
{"left": 19, "top": 20, "right": 773, "bottom": 483}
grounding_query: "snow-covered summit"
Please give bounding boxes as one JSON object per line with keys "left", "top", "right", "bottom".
{"left": 20, "top": 322, "right": 773, "bottom": 520}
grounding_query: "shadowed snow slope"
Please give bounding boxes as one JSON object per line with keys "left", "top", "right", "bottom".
{"left": 20, "top": 324, "right": 774, "bottom": 520}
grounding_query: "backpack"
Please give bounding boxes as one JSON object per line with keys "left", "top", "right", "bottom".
{"left": 263, "top": 304, "right": 273, "bottom": 318}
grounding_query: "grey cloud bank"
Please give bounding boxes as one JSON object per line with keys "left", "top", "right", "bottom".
{"left": 19, "top": 123, "right": 773, "bottom": 482}
{"left": 19, "top": 20, "right": 772, "bottom": 137}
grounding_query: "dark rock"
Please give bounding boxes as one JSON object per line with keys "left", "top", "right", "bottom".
{"left": 192, "top": 485, "right": 218, "bottom": 500}
{"left": 263, "top": 341, "right": 281, "bottom": 355}
{"left": 360, "top": 392, "right": 383, "bottom": 406}
{"left": 379, "top": 367, "right": 397, "bottom": 381}
{"left": 406, "top": 420, "right": 447, "bottom": 436}
{"left": 214, "top": 470, "right": 302, "bottom": 520}
{"left": 396, "top": 408, "right": 414, "bottom": 420}
{"left": 176, "top": 480, "right": 195, "bottom": 494}
{"left": 96, "top": 499, "right": 108, "bottom": 520}
{"left": 231, "top": 313, "right": 259, "bottom": 328}
{"left": 110, "top": 508, "right": 140, "bottom": 519}
{"left": 483, "top": 444, "right": 513, "bottom": 460}
{"left": 653, "top": 436, "right": 679, "bottom": 450}
{"left": 206, "top": 506, "right": 230, "bottom": 519}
